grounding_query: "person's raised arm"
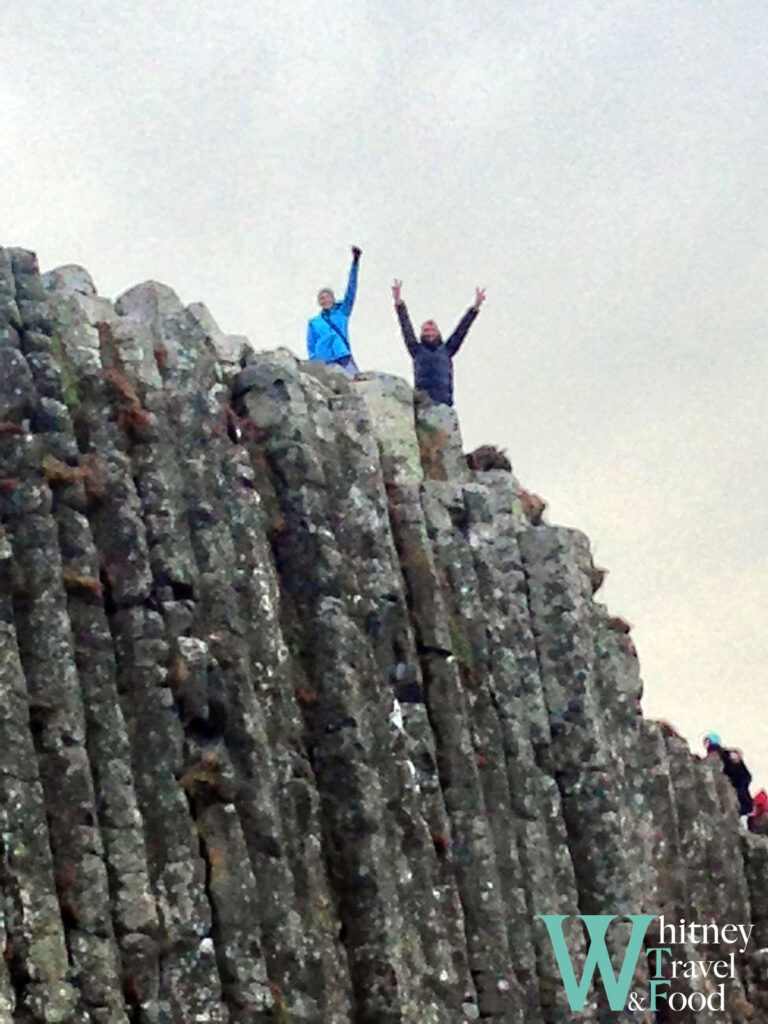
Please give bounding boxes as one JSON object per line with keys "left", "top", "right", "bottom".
{"left": 445, "top": 287, "right": 485, "bottom": 356}
{"left": 340, "top": 245, "right": 362, "bottom": 315}
{"left": 392, "top": 279, "right": 418, "bottom": 355}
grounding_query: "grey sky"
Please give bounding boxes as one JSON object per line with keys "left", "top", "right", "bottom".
{"left": 3, "top": 0, "right": 768, "bottom": 782}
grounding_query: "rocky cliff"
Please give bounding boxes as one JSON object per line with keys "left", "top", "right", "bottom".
{"left": 0, "top": 247, "right": 765, "bottom": 1024}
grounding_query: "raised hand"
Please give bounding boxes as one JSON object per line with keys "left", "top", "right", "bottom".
{"left": 392, "top": 279, "right": 403, "bottom": 304}
{"left": 473, "top": 287, "right": 486, "bottom": 310}
{"left": 352, "top": 245, "right": 362, "bottom": 260}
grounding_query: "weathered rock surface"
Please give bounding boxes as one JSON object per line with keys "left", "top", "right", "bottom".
{"left": 0, "top": 245, "right": 764, "bottom": 1022}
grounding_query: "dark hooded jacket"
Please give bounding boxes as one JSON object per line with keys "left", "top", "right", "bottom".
{"left": 395, "top": 301, "right": 478, "bottom": 407}
{"left": 708, "top": 743, "right": 753, "bottom": 815}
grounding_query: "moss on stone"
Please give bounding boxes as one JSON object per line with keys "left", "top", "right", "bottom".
{"left": 273, "top": 1003, "right": 293, "bottom": 1024}
{"left": 448, "top": 616, "right": 474, "bottom": 671}
{"left": 50, "top": 329, "right": 80, "bottom": 410}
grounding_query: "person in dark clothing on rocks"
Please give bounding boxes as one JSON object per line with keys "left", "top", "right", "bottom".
{"left": 392, "top": 279, "right": 485, "bottom": 406}
{"left": 704, "top": 733, "right": 753, "bottom": 816}
{"left": 306, "top": 246, "right": 362, "bottom": 374}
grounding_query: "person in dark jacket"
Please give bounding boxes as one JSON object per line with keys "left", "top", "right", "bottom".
{"left": 306, "top": 246, "right": 362, "bottom": 373}
{"left": 392, "top": 280, "right": 485, "bottom": 406}
{"left": 704, "top": 733, "right": 753, "bottom": 815}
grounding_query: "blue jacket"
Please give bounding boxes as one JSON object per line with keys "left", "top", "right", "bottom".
{"left": 396, "top": 302, "right": 478, "bottom": 406}
{"left": 306, "top": 259, "right": 359, "bottom": 362}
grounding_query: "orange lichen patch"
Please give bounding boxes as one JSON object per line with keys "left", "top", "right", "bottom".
{"left": 54, "top": 863, "right": 77, "bottom": 892}
{"left": 41, "top": 453, "right": 107, "bottom": 500}
{"left": 117, "top": 406, "right": 153, "bottom": 438}
{"left": 732, "top": 994, "right": 755, "bottom": 1020}
{"left": 267, "top": 980, "right": 284, "bottom": 1008}
{"left": 239, "top": 417, "right": 265, "bottom": 444}
{"left": 179, "top": 750, "right": 224, "bottom": 798}
{"left": 79, "top": 454, "right": 107, "bottom": 501}
{"left": 200, "top": 749, "right": 221, "bottom": 771}
{"left": 180, "top": 764, "right": 221, "bottom": 796}
{"left": 206, "top": 844, "right": 228, "bottom": 885}
{"left": 97, "top": 321, "right": 118, "bottom": 358}
{"left": 295, "top": 687, "right": 317, "bottom": 708}
{"left": 417, "top": 427, "right": 452, "bottom": 481}
{"left": 103, "top": 367, "right": 143, "bottom": 408}
{"left": 460, "top": 665, "right": 480, "bottom": 689}
{"left": 386, "top": 502, "right": 405, "bottom": 528}
{"left": 103, "top": 367, "right": 153, "bottom": 439}
{"left": 0, "top": 478, "right": 19, "bottom": 493}
{"left": 42, "top": 454, "right": 82, "bottom": 485}
{"left": 166, "top": 657, "right": 189, "bottom": 690}
{"left": 0, "top": 421, "right": 25, "bottom": 436}
{"left": 61, "top": 568, "right": 103, "bottom": 598}
{"left": 519, "top": 488, "right": 547, "bottom": 525}
{"left": 607, "top": 616, "right": 631, "bottom": 634}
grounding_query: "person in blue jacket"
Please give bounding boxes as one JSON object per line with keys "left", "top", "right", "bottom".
{"left": 306, "top": 246, "right": 362, "bottom": 374}
{"left": 392, "top": 279, "right": 486, "bottom": 406}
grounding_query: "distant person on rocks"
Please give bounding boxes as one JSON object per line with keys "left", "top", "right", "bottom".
{"left": 306, "top": 245, "right": 362, "bottom": 374}
{"left": 392, "top": 279, "right": 485, "bottom": 407}
{"left": 748, "top": 790, "right": 768, "bottom": 834}
{"left": 704, "top": 732, "right": 753, "bottom": 816}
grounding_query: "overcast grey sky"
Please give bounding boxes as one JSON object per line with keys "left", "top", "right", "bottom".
{"left": 3, "top": 0, "right": 768, "bottom": 783}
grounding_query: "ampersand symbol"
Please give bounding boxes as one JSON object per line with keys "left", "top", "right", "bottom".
{"left": 627, "top": 991, "right": 646, "bottom": 1011}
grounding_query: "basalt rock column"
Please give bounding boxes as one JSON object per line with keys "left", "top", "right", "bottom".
{"left": 414, "top": 398, "right": 602, "bottom": 1023}
{"left": 42, "top": 262, "right": 231, "bottom": 1022}
{"left": 517, "top": 521, "right": 654, "bottom": 1019}
{"left": 3, "top": 249, "right": 131, "bottom": 1023}
{"left": 236, "top": 356, "right": 475, "bottom": 1022}
{"left": 456, "top": 471, "right": 595, "bottom": 1024}
{"left": 361, "top": 378, "right": 571, "bottom": 1023}
{"left": 0, "top": 253, "right": 82, "bottom": 1024}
